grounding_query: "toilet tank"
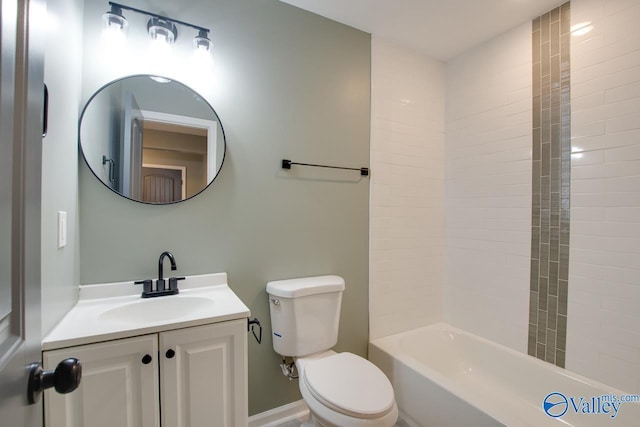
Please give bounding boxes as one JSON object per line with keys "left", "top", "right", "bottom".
{"left": 267, "top": 275, "right": 345, "bottom": 357}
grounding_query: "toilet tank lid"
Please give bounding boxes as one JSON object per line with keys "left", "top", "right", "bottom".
{"left": 266, "top": 275, "right": 345, "bottom": 298}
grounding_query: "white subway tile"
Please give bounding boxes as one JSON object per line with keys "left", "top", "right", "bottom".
{"left": 571, "top": 150, "right": 605, "bottom": 166}
{"left": 443, "top": 21, "right": 532, "bottom": 352}
{"left": 569, "top": 0, "right": 640, "bottom": 392}
{"left": 572, "top": 129, "right": 640, "bottom": 152}
{"left": 572, "top": 160, "right": 640, "bottom": 180}
{"left": 571, "top": 178, "right": 607, "bottom": 194}
{"left": 571, "top": 206, "right": 606, "bottom": 221}
{"left": 605, "top": 97, "right": 640, "bottom": 122}
{"left": 602, "top": 266, "right": 640, "bottom": 286}
{"left": 606, "top": 111, "right": 640, "bottom": 132}
{"left": 603, "top": 236, "right": 640, "bottom": 254}
{"left": 572, "top": 33, "right": 606, "bottom": 59}
{"left": 573, "top": 91, "right": 607, "bottom": 111}
{"left": 604, "top": 49, "right": 640, "bottom": 74}
{"left": 604, "top": 207, "right": 640, "bottom": 222}
{"left": 605, "top": 176, "right": 640, "bottom": 194}
{"left": 370, "top": 37, "right": 445, "bottom": 339}
{"left": 573, "top": 220, "right": 640, "bottom": 238}
{"left": 605, "top": 0, "right": 640, "bottom": 16}
{"left": 571, "top": 233, "right": 606, "bottom": 250}
{"left": 605, "top": 81, "right": 640, "bottom": 103}
{"left": 573, "top": 62, "right": 607, "bottom": 85}
{"left": 569, "top": 261, "right": 605, "bottom": 279}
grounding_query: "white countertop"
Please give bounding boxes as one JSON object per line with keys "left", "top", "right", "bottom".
{"left": 42, "top": 273, "right": 251, "bottom": 351}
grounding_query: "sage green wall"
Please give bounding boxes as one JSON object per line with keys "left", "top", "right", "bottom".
{"left": 78, "top": 0, "right": 371, "bottom": 415}
{"left": 41, "top": 0, "right": 83, "bottom": 337}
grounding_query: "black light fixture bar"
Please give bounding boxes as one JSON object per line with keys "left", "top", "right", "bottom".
{"left": 108, "top": 1, "right": 209, "bottom": 34}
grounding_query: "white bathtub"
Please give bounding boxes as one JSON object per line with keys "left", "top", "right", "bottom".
{"left": 369, "top": 323, "right": 639, "bottom": 427}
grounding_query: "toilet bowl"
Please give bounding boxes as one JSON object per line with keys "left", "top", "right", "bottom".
{"left": 296, "top": 351, "right": 398, "bottom": 427}
{"left": 266, "top": 275, "right": 398, "bottom": 427}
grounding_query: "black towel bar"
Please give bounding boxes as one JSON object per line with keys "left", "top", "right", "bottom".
{"left": 281, "top": 159, "right": 369, "bottom": 176}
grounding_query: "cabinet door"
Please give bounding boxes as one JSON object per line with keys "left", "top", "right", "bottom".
{"left": 160, "top": 319, "right": 248, "bottom": 427}
{"left": 43, "top": 335, "right": 160, "bottom": 427}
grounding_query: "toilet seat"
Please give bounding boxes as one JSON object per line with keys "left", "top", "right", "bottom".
{"left": 302, "top": 352, "right": 395, "bottom": 419}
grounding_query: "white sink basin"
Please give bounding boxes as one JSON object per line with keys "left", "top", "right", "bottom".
{"left": 42, "top": 273, "right": 251, "bottom": 351}
{"left": 99, "top": 295, "right": 213, "bottom": 324}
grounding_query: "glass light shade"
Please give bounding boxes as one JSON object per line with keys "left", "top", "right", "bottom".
{"left": 147, "top": 18, "right": 177, "bottom": 45}
{"left": 101, "top": 9, "right": 127, "bottom": 52}
{"left": 193, "top": 30, "right": 212, "bottom": 53}
{"left": 102, "top": 9, "right": 128, "bottom": 32}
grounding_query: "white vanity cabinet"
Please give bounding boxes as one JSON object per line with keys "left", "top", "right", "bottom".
{"left": 160, "top": 320, "right": 248, "bottom": 426}
{"left": 43, "top": 319, "right": 247, "bottom": 427}
{"left": 43, "top": 334, "right": 160, "bottom": 427}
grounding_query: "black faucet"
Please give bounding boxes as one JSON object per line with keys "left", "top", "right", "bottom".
{"left": 157, "top": 251, "right": 177, "bottom": 291}
{"left": 135, "top": 251, "right": 184, "bottom": 298}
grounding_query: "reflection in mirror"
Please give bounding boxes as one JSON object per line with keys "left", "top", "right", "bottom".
{"left": 79, "top": 75, "right": 225, "bottom": 204}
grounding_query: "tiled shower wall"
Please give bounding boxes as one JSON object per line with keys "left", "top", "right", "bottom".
{"left": 369, "top": 37, "right": 445, "bottom": 340}
{"left": 567, "top": 0, "right": 640, "bottom": 394}
{"left": 527, "top": 3, "right": 571, "bottom": 367}
{"left": 370, "top": 0, "right": 639, "bottom": 394}
{"left": 444, "top": 23, "right": 532, "bottom": 353}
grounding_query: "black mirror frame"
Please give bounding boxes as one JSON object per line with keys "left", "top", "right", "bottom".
{"left": 78, "top": 74, "right": 226, "bottom": 205}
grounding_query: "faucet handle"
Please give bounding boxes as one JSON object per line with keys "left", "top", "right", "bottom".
{"left": 168, "top": 277, "right": 185, "bottom": 292}
{"left": 134, "top": 279, "right": 153, "bottom": 295}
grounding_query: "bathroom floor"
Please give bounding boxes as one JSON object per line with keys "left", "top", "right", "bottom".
{"left": 275, "top": 416, "right": 410, "bottom": 427}
{"left": 266, "top": 403, "right": 410, "bottom": 427}
{"left": 274, "top": 422, "right": 303, "bottom": 427}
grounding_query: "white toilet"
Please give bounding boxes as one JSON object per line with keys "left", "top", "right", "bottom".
{"left": 267, "top": 275, "right": 398, "bottom": 427}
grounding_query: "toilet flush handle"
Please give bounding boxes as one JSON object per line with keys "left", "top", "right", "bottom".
{"left": 269, "top": 298, "right": 280, "bottom": 306}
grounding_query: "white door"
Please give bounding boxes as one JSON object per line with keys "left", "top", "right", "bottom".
{"left": 0, "top": 0, "right": 46, "bottom": 425}
{"left": 43, "top": 335, "right": 160, "bottom": 427}
{"left": 160, "top": 320, "right": 248, "bottom": 427}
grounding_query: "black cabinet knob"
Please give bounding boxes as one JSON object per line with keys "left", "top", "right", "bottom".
{"left": 141, "top": 354, "right": 153, "bottom": 364}
{"left": 165, "top": 349, "right": 175, "bottom": 359}
{"left": 27, "top": 358, "right": 82, "bottom": 404}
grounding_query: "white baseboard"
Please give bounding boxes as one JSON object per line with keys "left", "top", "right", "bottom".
{"left": 248, "top": 400, "right": 310, "bottom": 427}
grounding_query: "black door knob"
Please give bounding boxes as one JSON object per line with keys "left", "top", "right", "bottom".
{"left": 165, "top": 349, "right": 175, "bottom": 359}
{"left": 27, "top": 358, "right": 82, "bottom": 404}
{"left": 141, "top": 354, "right": 153, "bottom": 364}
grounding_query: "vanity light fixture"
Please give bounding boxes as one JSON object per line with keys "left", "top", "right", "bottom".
{"left": 104, "top": 2, "right": 212, "bottom": 53}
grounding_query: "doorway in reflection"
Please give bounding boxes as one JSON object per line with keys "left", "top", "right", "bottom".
{"left": 138, "top": 121, "right": 208, "bottom": 203}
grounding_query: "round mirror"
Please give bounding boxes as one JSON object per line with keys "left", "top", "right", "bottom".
{"left": 79, "top": 75, "right": 225, "bottom": 204}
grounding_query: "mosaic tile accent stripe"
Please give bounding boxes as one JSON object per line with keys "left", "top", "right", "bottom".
{"left": 528, "top": 2, "right": 571, "bottom": 367}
